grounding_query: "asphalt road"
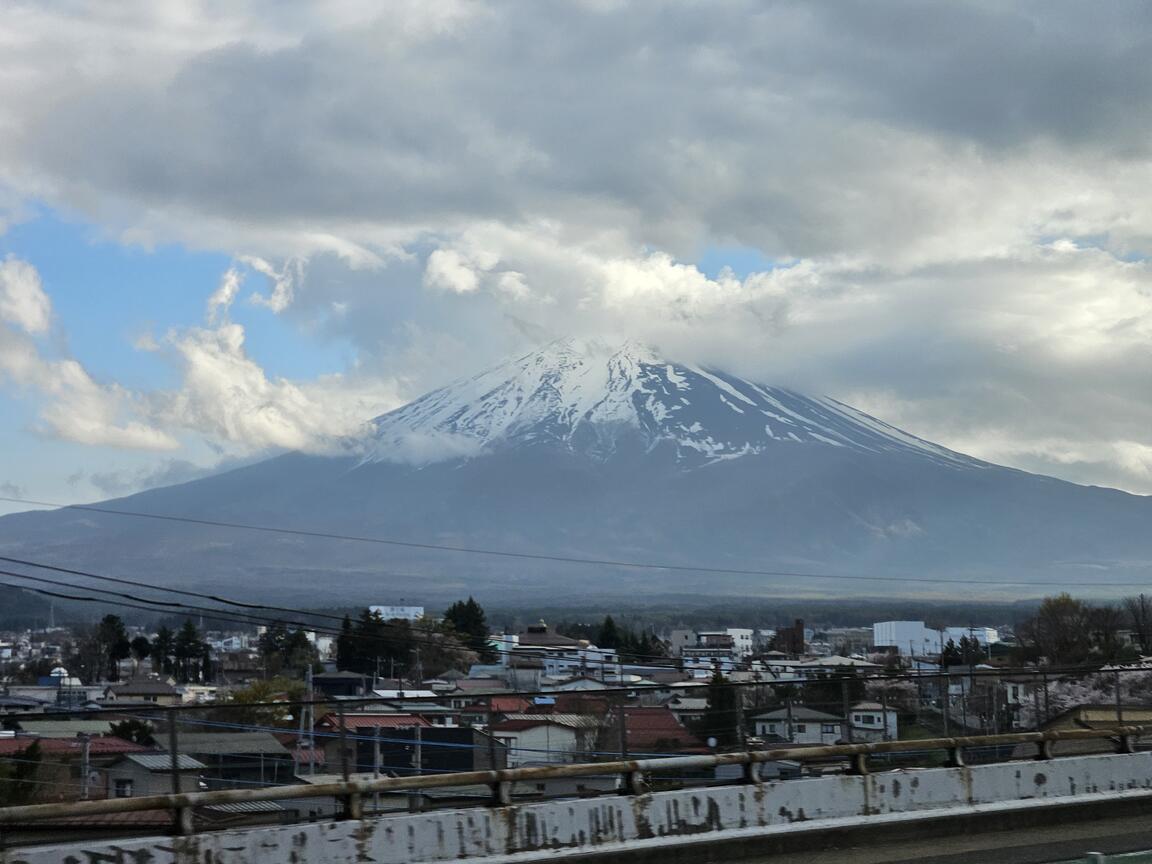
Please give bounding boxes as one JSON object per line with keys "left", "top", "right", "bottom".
{"left": 769, "top": 814, "right": 1152, "bottom": 864}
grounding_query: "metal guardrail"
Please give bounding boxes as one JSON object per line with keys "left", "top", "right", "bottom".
{"left": 0, "top": 725, "right": 1145, "bottom": 836}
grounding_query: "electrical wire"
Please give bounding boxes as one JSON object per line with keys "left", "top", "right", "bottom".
{"left": 1, "top": 494, "right": 1143, "bottom": 588}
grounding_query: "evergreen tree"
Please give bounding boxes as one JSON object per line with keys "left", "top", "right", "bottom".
{"left": 109, "top": 718, "right": 155, "bottom": 746}
{"left": 699, "top": 670, "right": 739, "bottom": 748}
{"left": 129, "top": 636, "right": 151, "bottom": 665}
{"left": 96, "top": 615, "right": 131, "bottom": 681}
{"left": 339, "top": 609, "right": 413, "bottom": 678}
{"left": 940, "top": 639, "right": 962, "bottom": 667}
{"left": 443, "top": 597, "right": 495, "bottom": 662}
{"left": 336, "top": 615, "right": 355, "bottom": 670}
{"left": 152, "top": 626, "right": 175, "bottom": 677}
{"left": 597, "top": 616, "right": 620, "bottom": 650}
{"left": 173, "top": 619, "right": 207, "bottom": 684}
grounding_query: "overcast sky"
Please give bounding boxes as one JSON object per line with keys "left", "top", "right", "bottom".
{"left": 0, "top": 0, "right": 1150, "bottom": 511}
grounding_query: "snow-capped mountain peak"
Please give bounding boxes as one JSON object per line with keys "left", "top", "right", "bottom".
{"left": 360, "top": 338, "right": 980, "bottom": 468}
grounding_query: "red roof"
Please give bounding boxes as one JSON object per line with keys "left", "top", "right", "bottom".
{"left": 622, "top": 708, "right": 707, "bottom": 754}
{"left": 463, "top": 696, "right": 532, "bottom": 714}
{"left": 0, "top": 736, "right": 149, "bottom": 757}
{"left": 292, "top": 747, "right": 327, "bottom": 765}
{"left": 316, "top": 713, "right": 430, "bottom": 731}
{"left": 538, "top": 693, "right": 609, "bottom": 715}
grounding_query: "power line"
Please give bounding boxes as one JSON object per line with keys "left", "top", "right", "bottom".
{"left": 0, "top": 568, "right": 667, "bottom": 670}
{"left": 0, "top": 552, "right": 683, "bottom": 666}
{"left": 1, "top": 494, "right": 1143, "bottom": 588}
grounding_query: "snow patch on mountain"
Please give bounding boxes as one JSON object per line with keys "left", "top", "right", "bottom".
{"left": 360, "top": 338, "right": 983, "bottom": 469}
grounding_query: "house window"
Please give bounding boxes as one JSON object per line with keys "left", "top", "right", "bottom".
{"left": 114, "top": 779, "right": 133, "bottom": 798}
{"left": 821, "top": 724, "right": 837, "bottom": 734}
{"left": 767, "top": 723, "right": 777, "bottom": 734}
{"left": 795, "top": 724, "right": 807, "bottom": 733}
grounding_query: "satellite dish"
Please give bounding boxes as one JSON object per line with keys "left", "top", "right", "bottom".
{"left": 706, "top": 736, "right": 718, "bottom": 749}
{"left": 87, "top": 771, "right": 101, "bottom": 786}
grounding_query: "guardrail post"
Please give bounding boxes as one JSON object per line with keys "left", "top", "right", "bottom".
{"left": 1117, "top": 732, "right": 1136, "bottom": 754}
{"left": 491, "top": 779, "right": 512, "bottom": 806}
{"left": 742, "top": 760, "right": 762, "bottom": 784}
{"left": 345, "top": 787, "right": 363, "bottom": 820}
{"left": 849, "top": 752, "right": 869, "bottom": 775}
{"left": 335, "top": 702, "right": 357, "bottom": 820}
{"left": 168, "top": 709, "right": 192, "bottom": 836}
{"left": 622, "top": 770, "right": 648, "bottom": 795}
{"left": 945, "top": 744, "right": 966, "bottom": 767}
{"left": 1036, "top": 738, "right": 1055, "bottom": 760}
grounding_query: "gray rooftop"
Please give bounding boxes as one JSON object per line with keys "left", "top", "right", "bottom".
{"left": 159, "top": 732, "right": 288, "bottom": 756}
{"left": 751, "top": 707, "right": 844, "bottom": 722}
{"left": 119, "top": 753, "right": 205, "bottom": 771}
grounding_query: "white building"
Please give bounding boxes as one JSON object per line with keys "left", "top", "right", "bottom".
{"left": 873, "top": 621, "right": 943, "bottom": 655}
{"left": 848, "top": 702, "right": 898, "bottom": 742}
{"left": 490, "top": 719, "right": 581, "bottom": 766}
{"left": 752, "top": 707, "right": 844, "bottom": 744}
{"left": 369, "top": 605, "right": 425, "bottom": 622}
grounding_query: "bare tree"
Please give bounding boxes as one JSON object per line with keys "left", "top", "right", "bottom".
{"left": 1088, "top": 604, "right": 1127, "bottom": 661}
{"left": 1019, "top": 594, "right": 1093, "bottom": 665}
{"left": 1124, "top": 594, "right": 1152, "bottom": 655}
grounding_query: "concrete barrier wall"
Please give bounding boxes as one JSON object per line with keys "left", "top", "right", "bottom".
{"left": 5, "top": 752, "right": 1152, "bottom": 864}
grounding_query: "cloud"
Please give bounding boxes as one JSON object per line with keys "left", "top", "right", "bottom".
{"left": 0, "top": 2, "right": 1149, "bottom": 493}
{"left": 244, "top": 255, "right": 303, "bottom": 313}
{"left": 152, "top": 320, "right": 395, "bottom": 452}
{"left": 0, "top": 258, "right": 178, "bottom": 450}
{"left": 0, "top": 328, "right": 179, "bottom": 450}
{"left": 206, "top": 266, "right": 243, "bottom": 323}
{"left": 0, "top": 255, "right": 52, "bottom": 334}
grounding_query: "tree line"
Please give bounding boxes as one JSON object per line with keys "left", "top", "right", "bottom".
{"left": 1015, "top": 593, "right": 1152, "bottom": 666}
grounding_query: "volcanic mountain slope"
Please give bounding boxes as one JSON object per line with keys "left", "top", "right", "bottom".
{"left": 1, "top": 339, "right": 1149, "bottom": 603}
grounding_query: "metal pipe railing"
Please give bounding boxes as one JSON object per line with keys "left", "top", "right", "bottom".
{"left": 0, "top": 724, "right": 1144, "bottom": 828}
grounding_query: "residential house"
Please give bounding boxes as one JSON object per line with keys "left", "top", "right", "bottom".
{"left": 619, "top": 707, "right": 707, "bottom": 755}
{"left": 313, "top": 712, "right": 428, "bottom": 771}
{"left": 351, "top": 726, "right": 508, "bottom": 775}
{"left": 0, "top": 734, "right": 148, "bottom": 802}
{"left": 105, "top": 753, "right": 204, "bottom": 798}
{"left": 311, "top": 671, "right": 373, "bottom": 698}
{"left": 665, "top": 696, "right": 709, "bottom": 728}
{"left": 159, "top": 731, "right": 293, "bottom": 789}
{"left": 751, "top": 707, "right": 844, "bottom": 744}
{"left": 848, "top": 702, "right": 898, "bottom": 742}
{"left": 498, "top": 713, "right": 603, "bottom": 763}
{"left": 491, "top": 719, "right": 581, "bottom": 766}
{"left": 103, "top": 676, "right": 183, "bottom": 706}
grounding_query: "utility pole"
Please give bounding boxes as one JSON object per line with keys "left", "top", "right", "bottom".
{"left": 486, "top": 696, "right": 498, "bottom": 769}
{"left": 306, "top": 665, "right": 316, "bottom": 776}
{"left": 374, "top": 725, "right": 382, "bottom": 815}
{"left": 1115, "top": 668, "right": 1124, "bottom": 725}
{"left": 736, "top": 685, "right": 746, "bottom": 748}
{"left": 79, "top": 734, "right": 91, "bottom": 799}
{"left": 409, "top": 725, "right": 423, "bottom": 813}
{"left": 841, "top": 678, "right": 853, "bottom": 743}
{"left": 617, "top": 702, "right": 629, "bottom": 760}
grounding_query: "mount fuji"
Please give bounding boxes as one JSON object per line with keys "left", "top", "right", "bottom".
{"left": 1, "top": 339, "right": 1149, "bottom": 603}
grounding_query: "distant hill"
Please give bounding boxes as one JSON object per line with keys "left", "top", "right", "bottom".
{"left": 1, "top": 339, "right": 1149, "bottom": 604}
